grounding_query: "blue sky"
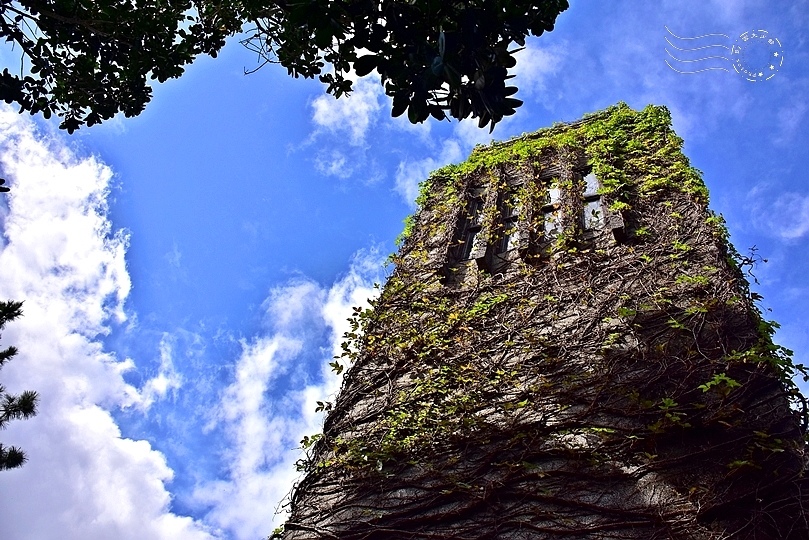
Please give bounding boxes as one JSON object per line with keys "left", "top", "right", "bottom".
{"left": 0, "top": 0, "right": 808, "bottom": 538}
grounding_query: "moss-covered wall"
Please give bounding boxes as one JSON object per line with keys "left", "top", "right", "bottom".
{"left": 279, "top": 104, "right": 808, "bottom": 540}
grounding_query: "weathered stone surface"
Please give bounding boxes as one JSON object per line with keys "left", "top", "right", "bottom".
{"left": 279, "top": 104, "right": 808, "bottom": 540}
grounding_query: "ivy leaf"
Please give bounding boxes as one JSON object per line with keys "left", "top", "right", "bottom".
{"left": 329, "top": 361, "right": 344, "bottom": 375}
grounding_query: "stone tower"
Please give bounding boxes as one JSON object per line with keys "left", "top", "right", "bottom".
{"left": 279, "top": 104, "right": 808, "bottom": 539}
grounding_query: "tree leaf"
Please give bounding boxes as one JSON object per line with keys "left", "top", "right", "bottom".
{"left": 354, "top": 55, "right": 378, "bottom": 77}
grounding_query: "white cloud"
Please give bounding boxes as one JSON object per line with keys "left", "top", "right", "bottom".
{"left": 453, "top": 119, "right": 496, "bottom": 149}
{"left": 388, "top": 109, "right": 433, "bottom": 142}
{"left": 395, "top": 139, "right": 464, "bottom": 205}
{"left": 193, "top": 319, "right": 309, "bottom": 539}
{"left": 0, "top": 107, "right": 388, "bottom": 540}
{"left": 136, "top": 334, "right": 184, "bottom": 411}
{"left": 513, "top": 42, "right": 566, "bottom": 99}
{"left": 195, "top": 248, "right": 384, "bottom": 539}
{"left": 747, "top": 184, "right": 809, "bottom": 241}
{"left": 322, "top": 247, "right": 385, "bottom": 367}
{"left": 311, "top": 75, "right": 385, "bottom": 146}
{"left": 774, "top": 101, "right": 808, "bottom": 145}
{"left": 314, "top": 149, "right": 353, "bottom": 178}
{"left": 0, "top": 107, "right": 212, "bottom": 539}
{"left": 262, "top": 278, "right": 326, "bottom": 333}
{"left": 760, "top": 192, "right": 809, "bottom": 240}
{"left": 166, "top": 242, "right": 183, "bottom": 270}
{"left": 705, "top": 0, "right": 768, "bottom": 27}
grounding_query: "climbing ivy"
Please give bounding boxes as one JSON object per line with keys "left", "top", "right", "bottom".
{"left": 278, "top": 104, "right": 809, "bottom": 540}
{"left": 423, "top": 103, "right": 709, "bottom": 206}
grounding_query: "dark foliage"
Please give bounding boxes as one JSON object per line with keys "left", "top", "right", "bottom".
{"left": 0, "top": 0, "right": 568, "bottom": 132}
{"left": 0, "top": 300, "right": 38, "bottom": 471}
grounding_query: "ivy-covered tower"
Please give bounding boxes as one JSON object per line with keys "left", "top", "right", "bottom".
{"left": 280, "top": 105, "right": 808, "bottom": 539}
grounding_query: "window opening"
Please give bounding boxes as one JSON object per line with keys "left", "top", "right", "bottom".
{"left": 582, "top": 171, "right": 603, "bottom": 230}
{"left": 541, "top": 184, "right": 562, "bottom": 237}
{"left": 498, "top": 189, "right": 520, "bottom": 253}
{"left": 460, "top": 193, "right": 484, "bottom": 260}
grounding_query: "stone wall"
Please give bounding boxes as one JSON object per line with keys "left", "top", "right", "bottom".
{"left": 279, "top": 104, "right": 808, "bottom": 540}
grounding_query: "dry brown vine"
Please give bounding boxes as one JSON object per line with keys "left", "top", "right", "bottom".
{"left": 277, "top": 104, "right": 808, "bottom": 540}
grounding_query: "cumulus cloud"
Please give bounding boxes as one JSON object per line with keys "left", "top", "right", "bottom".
{"left": 0, "top": 107, "right": 388, "bottom": 540}
{"left": 453, "top": 119, "right": 496, "bottom": 149}
{"left": 0, "top": 108, "right": 212, "bottom": 539}
{"left": 389, "top": 109, "right": 433, "bottom": 142}
{"left": 395, "top": 139, "right": 464, "bottom": 205}
{"left": 195, "top": 248, "right": 384, "bottom": 539}
{"left": 513, "top": 42, "right": 566, "bottom": 100}
{"left": 193, "top": 332, "right": 304, "bottom": 540}
{"left": 311, "top": 76, "right": 385, "bottom": 146}
{"left": 262, "top": 278, "right": 325, "bottom": 334}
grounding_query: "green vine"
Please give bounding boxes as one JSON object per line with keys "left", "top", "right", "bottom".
{"left": 280, "top": 104, "right": 809, "bottom": 540}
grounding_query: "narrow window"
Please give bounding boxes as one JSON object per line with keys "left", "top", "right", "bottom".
{"left": 542, "top": 184, "right": 562, "bottom": 237}
{"left": 498, "top": 189, "right": 520, "bottom": 253}
{"left": 460, "top": 193, "right": 484, "bottom": 260}
{"left": 582, "top": 172, "right": 603, "bottom": 231}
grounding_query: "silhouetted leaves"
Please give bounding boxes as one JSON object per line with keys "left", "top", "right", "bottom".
{"left": 0, "top": 300, "right": 38, "bottom": 471}
{"left": 1, "top": 0, "right": 569, "bottom": 131}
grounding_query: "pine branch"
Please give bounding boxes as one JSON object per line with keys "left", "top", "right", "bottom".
{"left": 0, "top": 390, "right": 38, "bottom": 429}
{"left": 0, "top": 300, "right": 36, "bottom": 471}
{"left": 0, "top": 345, "right": 18, "bottom": 368}
{"left": 0, "top": 443, "right": 27, "bottom": 470}
{"left": 0, "top": 300, "right": 23, "bottom": 331}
